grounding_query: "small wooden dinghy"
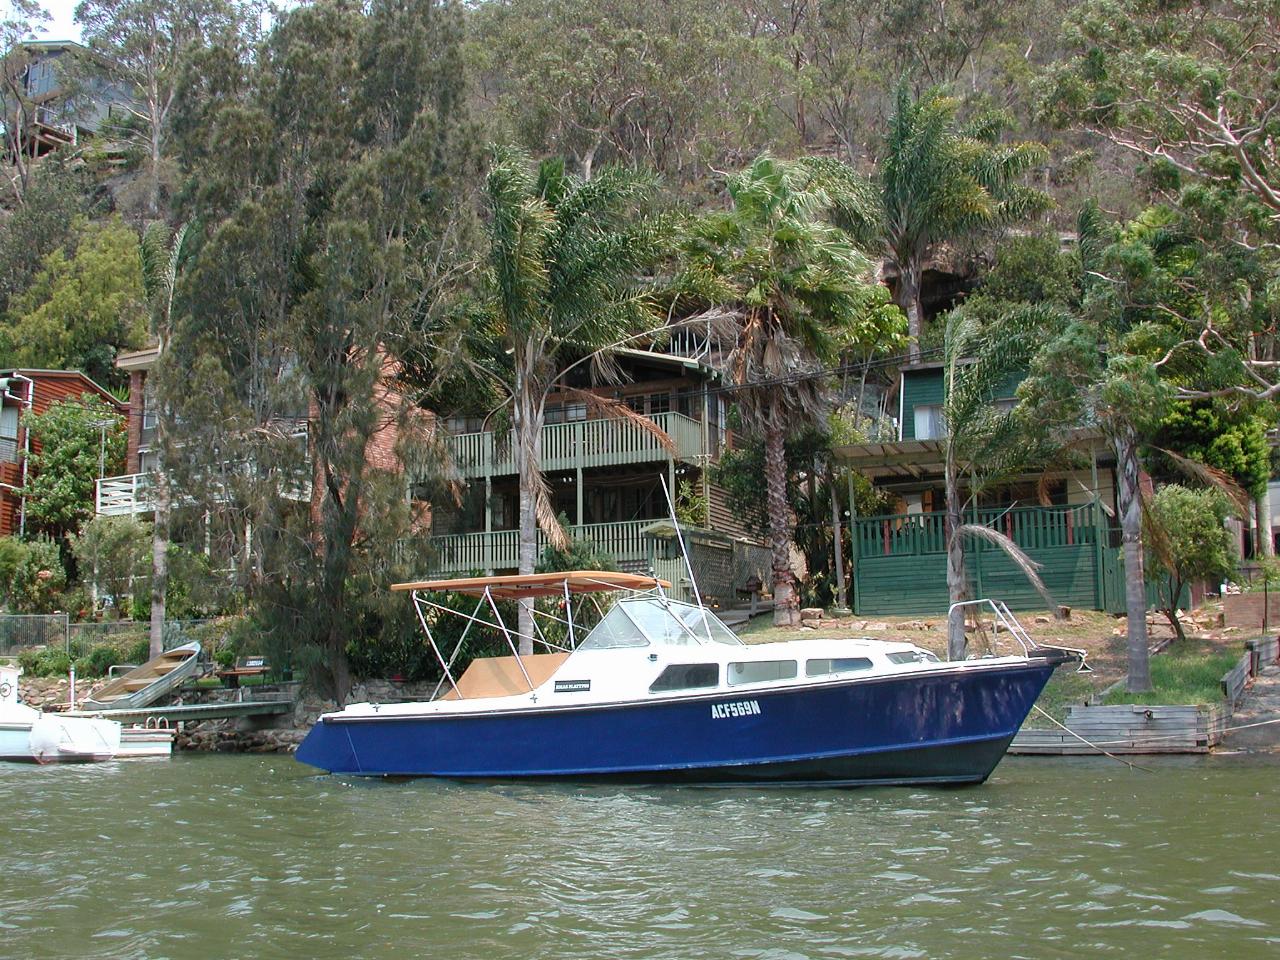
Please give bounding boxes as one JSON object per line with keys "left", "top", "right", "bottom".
{"left": 81, "top": 642, "right": 203, "bottom": 711}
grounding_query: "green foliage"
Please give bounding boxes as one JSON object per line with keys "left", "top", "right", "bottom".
{"left": 1154, "top": 402, "right": 1271, "bottom": 496}
{"left": 2, "top": 218, "right": 148, "bottom": 389}
{"left": 0, "top": 536, "right": 24, "bottom": 600}
{"left": 536, "top": 520, "right": 618, "bottom": 574}
{"left": 678, "top": 154, "right": 901, "bottom": 433}
{"left": 673, "top": 479, "right": 708, "bottom": 528}
{"left": 17, "top": 646, "right": 72, "bottom": 678}
{"left": 0, "top": 162, "right": 98, "bottom": 317}
{"left": 973, "top": 233, "right": 1081, "bottom": 308}
{"left": 70, "top": 515, "right": 152, "bottom": 614}
{"left": 1, "top": 537, "right": 68, "bottom": 613}
{"left": 20, "top": 395, "right": 126, "bottom": 542}
{"left": 1039, "top": 0, "right": 1280, "bottom": 227}
{"left": 167, "top": 0, "right": 477, "bottom": 700}
{"left": 713, "top": 430, "right": 830, "bottom": 537}
{"left": 1145, "top": 484, "right": 1236, "bottom": 600}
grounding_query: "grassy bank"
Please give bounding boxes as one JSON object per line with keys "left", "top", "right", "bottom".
{"left": 1104, "top": 641, "right": 1238, "bottom": 706}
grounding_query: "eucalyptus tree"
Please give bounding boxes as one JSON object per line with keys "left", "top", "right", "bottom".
{"left": 830, "top": 83, "right": 1049, "bottom": 359}
{"left": 168, "top": 0, "right": 475, "bottom": 702}
{"left": 138, "top": 221, "right": 185, "bottom": 657}
{"left": 1039, "top": 0, "right": 1280, "bottom": 225}
{"left": 1015, "top": 204, "right": 1173, "bottom": 692}
{"left": 0, "top": 0, "right": 52, "bottom": 203}
{"left": 445, "top": 147, "right": 669, "bottom": 652}
{"left": 75, "top": 0, "right": 250, "bottom": 217}
{"left": 678, "top": 155, "right": 902, "bottom": 626}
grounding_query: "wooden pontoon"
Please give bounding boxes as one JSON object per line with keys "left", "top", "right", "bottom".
{"left": 81, "top": 642, "right": 203, "bottom": 711}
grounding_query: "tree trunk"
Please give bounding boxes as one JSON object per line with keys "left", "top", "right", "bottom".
{"left": 1164, "top": 576, "right": 1187, "bottom": 644}
{"left": 827, "top": 464, "right": 848, "bottom": 612}
{"left": 896, "top": 260, "right": 924, "bottom": 362}
{"left": 149, "top": 468, "right": 169, "bottom": 659}
{"left": 1256, "top": 488, "right": 1274, "bottom": 558}
{"left": 763, "top": 418, "right": 799, "bottom": 627}
{"left": 329, "top": 631, "right": 352, "bottom": 706}
{"left": 1115, "top": 429, "right": 1152, "bottom": 692}
{"left": 944, "top": 452, "right": 968, "bottom": 661}
{"left": 514, "top": 367, "right": 544, "bottom": 656}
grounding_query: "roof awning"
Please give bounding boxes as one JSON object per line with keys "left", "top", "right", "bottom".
{"left": 391, "top": 570, "right": 670, "bottom": 599}
{"left": 833, "top": 430, "right": 1112, "bottom": 481}
{"left": 831, "top": 440, "right": 948, "bottom": 479}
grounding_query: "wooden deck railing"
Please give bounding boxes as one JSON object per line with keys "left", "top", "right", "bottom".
{"left": 96, "top": 469, "right": 311, "bottom": 516}
{"left": 853, "top": 503, "right": 1100, "bottom": 558}
{"left": 446, "top": 412, "right": 707, "bottom": 478}
{"left": 422, "top": 520, "right": 656, "bottom": 574}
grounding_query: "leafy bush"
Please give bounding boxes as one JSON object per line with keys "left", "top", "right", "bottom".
{"left": 0, "top": 536, "right": 68, "bottom": 613}
{"left": 16, "top": 646, "right": 73, "bottom": 677}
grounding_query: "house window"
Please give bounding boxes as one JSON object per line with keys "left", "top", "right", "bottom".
{"left": 1, "top": 406, "right": 18, "bottom": 462}
{"left": 648, "top": 393, "right": 671, "bottom": 416}
{"left": 649, "top": 663, "right": 719, "bottom": 692}
{"left": 914, "top": 404, "right": 946, "bottom": 440}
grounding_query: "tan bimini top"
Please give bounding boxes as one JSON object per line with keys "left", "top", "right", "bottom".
{"left": 390, "top": 570, "right": 671, "bottom": 600}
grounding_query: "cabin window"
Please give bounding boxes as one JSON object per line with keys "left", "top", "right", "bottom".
{"left": 913, "top": 403, "right": 946, "bottom": 440}
{"left": 577, "top": 604, "right": 650, "bottom": 650}
{"left": 805, "top": 657, "right": 874, "bottom": 677}
{"left": 886, "top": 651, "right": 941, "bottom": 665}
{"left": 649, "top": 663, "right": 718, "bottom": 692}
{"left": 728, "top": 660, "right": 796, "bottom": 685}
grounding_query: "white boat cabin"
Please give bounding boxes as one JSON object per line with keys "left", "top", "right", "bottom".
{"left": 332, "top": 575, "right": 985, "bottom": 722}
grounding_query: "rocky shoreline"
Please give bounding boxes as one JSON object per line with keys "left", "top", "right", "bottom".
{"left": 16, "top": 674, "right": 440, "bottom": 755}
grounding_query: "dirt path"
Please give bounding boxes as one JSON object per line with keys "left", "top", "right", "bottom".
{"left": 1221, "top": 665, "right": 1280, "bottom": 753}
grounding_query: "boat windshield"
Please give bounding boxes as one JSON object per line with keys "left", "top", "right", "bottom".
{"left": 577, "top": 598, "right": 745, "bottom": 650}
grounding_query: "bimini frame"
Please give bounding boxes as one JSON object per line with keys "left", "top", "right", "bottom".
{"left": 389, "top": 571, "right": 672, "bottom": 700}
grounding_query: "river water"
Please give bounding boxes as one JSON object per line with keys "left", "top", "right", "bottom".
{"left": 2, "top": 753, "right": 1278, "bottom": 960}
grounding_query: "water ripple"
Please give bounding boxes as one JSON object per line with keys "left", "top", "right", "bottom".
{"left": 1, "top": 754, "right": 1278, "bottom": 959}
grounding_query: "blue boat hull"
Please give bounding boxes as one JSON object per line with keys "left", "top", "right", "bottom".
{"left": 296, "top": 657, "right": 1062, "bottom": 786}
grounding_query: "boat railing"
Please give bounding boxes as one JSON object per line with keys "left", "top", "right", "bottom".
{"left": 947, "top": 598, "right": 1090, "bottom": 670}
{"left": 947, "top": 598, "right": 1035, "bottom": 659}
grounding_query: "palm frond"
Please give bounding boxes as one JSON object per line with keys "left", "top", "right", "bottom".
{"left": 557, "top": 386, "right": 677, "bottom": 455}
{"left": 1153, "top": 446, "right": 1252, "bottom": 517}
{"left": 959, "top": 523, "right": 1057, "bottom": 611}
{"left": 534, "top": 472, "right": 569, "bottom": 550}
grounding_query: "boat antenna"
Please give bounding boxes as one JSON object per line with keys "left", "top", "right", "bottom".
{"left": 659, "top": 475, "right": 713, "bottom": 637}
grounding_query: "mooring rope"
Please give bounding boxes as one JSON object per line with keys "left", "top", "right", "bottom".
{"left": 1030, "top": 704, "right": 1156, "bottom": 773}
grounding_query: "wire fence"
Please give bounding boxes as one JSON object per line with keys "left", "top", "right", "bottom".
{"left": 0, "top": 615, "right": 225, "bottom": 659}
{"left": 0, "top": 614, "right": 69, "bottom": 658}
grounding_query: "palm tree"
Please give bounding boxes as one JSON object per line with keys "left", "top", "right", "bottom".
{"left": 449, "top": 147, "right": 669, "bottom": 652}
{"left": 831, "top": 83, "right": 1049, "bottom": 359}
{"left": 679, "top": 155, "right": 899, "bottom": 626}
{"left": 139, "top": 222, "right": 187, "bottom": 659}
{"left": 938, "top": 303, "right": 1062, "bottom": 659}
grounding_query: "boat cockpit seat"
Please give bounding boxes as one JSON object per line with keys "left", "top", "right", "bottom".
{"left": 440, "top": 653, "right": 569, "bottom": 700}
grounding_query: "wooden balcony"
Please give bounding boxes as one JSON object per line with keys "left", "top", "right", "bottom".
{"left": 96, "top": 472, "right": 154, "bottom": 516}
{"left": 422, "top": 520, "right": 656, "bottom": 575}
{"left": 446, "top": 412, "right": 709, "bottom": 479}
{"left": 96, "top": 471, "right": 312, "bottom": 516}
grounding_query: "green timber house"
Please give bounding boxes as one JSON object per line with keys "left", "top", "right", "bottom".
{"left": 834, "top": 362, "right": 1134, "bottom": 617}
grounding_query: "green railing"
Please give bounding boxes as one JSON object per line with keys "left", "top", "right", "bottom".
{"left": 854, "top": 503, "right": 1099, "bottom": 558}
{"left": 423, "top": 519, "right": 656, "bottom": 575}
{"left": 446, "top": 412, "right": 707, "bottom": 478}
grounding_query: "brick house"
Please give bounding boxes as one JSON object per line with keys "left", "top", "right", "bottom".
{"left": 0, "top": 368, "right": 125, "bottom": 537}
